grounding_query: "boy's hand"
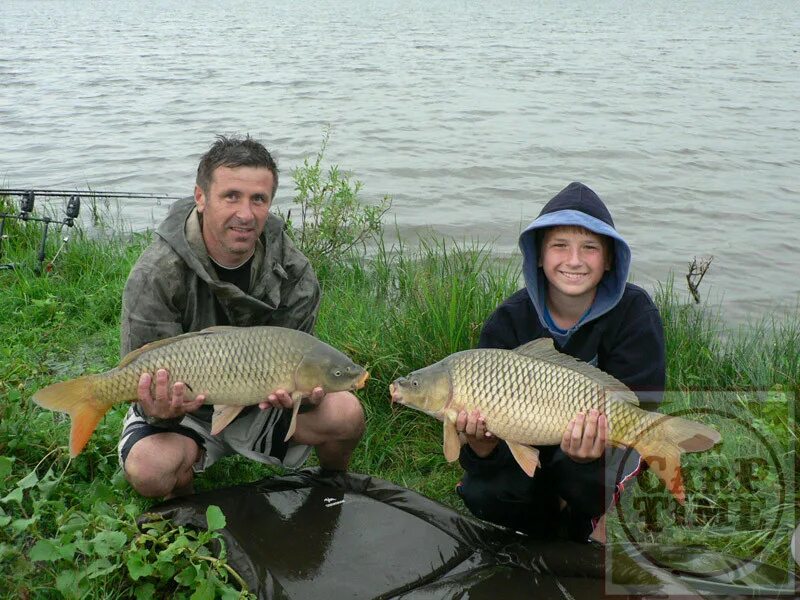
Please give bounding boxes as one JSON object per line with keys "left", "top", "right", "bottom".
{"left": 561, "top": 409, "right": 607, "bottom": 463}
{"left": 456, "top": 409, "right": 498, "bottom": 458}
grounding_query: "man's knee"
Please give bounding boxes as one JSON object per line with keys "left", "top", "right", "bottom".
{"left": 123, "top": 434, "right": 199, "bottom": 497}
{"left": 325, "top": 391, "right": 365, "bottom": 440}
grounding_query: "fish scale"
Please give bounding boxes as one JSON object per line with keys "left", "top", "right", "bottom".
{"left": 32, "top": 326, "right": 369, "bottom": 457}
{"left": 94, "top": 328, "right": 311, "bottom": 405}
{"left": 448, "top": 349, "right": 639, "bottom": 445}
{"left": 391, "top": 338, "right": 721, "bottom": 504}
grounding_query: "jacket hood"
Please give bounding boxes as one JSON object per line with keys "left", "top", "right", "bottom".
{"left": 519, "top": 182, "right": 631, "bottom": 341}
{"left": 155, "top": 196, "right": 211, "bottom": 278}
{"left": 154, "top": 196, "right": 283, "bottom": 291}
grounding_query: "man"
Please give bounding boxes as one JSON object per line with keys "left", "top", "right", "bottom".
{"left": 118, "top": 135, "right": 365, "bottom": 498}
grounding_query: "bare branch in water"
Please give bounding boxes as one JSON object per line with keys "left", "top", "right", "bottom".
{"left": 686, "top": 256, "right": 713, "bottom": 303}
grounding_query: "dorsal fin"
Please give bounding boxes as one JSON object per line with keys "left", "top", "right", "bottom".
{"left": 118, "top": 328, "right": 228, "bottom": 368}
{"left": 513, "top": 338, "right": 639, "bottom": 405}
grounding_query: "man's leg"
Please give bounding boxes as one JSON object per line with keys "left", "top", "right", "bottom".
{"left": 291, "top": 391, "right": 365, "bottom": 471}
{"left": 123, "top": 432, "right": 201, "bottom": 498}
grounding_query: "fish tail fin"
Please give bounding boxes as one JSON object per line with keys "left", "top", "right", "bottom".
{"left": 633, "top": 415, "right": 721, "bottom": 505}
{"left": 32, "top": 376, "right": 111, "bottom": 457}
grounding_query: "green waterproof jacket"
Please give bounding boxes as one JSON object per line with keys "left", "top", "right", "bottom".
{"left": 121, "top": 196, "right": 321, "bottom": 357}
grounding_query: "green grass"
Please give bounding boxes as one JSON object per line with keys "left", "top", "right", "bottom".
{"left": 0, "top": 195, "right": 797, "bottom": 597}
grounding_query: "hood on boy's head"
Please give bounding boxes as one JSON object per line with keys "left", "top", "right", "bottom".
{"left": 519, "top": 182, "right": 632, "bottom": 332}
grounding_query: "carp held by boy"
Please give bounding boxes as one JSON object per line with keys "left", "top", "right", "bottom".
{"left": 33, "top": 326, "right": 369, "bottom": 457}
{"left": 390, "top": 338, "right": 721, "bottom": 504}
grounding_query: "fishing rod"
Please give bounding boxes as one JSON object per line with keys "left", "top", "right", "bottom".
{"left": 0, "top": 188, "right": 178, "bottom": 274}
{"left": 0, "top": 188, "right": 181, "bottom": 200}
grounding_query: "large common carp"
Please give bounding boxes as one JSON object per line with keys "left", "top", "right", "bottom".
{"left": 33, "top": 326, "right": 369, "bottom": 457}
{"left": 390, "top": 338, "right": 720, "bottom": 504}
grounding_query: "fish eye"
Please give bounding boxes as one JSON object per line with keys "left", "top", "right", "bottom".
{"left": 334, "top": 370, "right": 342, "bottom": 377}
{"left": 411, "top": 379, "right": 419, "bottom": 387}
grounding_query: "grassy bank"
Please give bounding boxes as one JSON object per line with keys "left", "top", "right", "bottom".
{"left": 0, "top": 190, "right": 797, "bottom": 597}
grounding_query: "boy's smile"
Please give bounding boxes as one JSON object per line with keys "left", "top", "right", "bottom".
{"left": 540, "top": 226, "right": 610, "bottom": 305}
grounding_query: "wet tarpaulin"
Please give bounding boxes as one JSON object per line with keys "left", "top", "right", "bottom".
{"left": 142, "top": 469, "right": 794, "bottom": 599}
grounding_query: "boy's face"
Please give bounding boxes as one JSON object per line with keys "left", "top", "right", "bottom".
{"left": 539, "top": 227, "right": 610, "bottom": 302}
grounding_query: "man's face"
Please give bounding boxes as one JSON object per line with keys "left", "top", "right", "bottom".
{"left": 540, "top": 226, "right": 610, "bottom": 302}
{"left": 194, "top": 166, "right": 274, "bottom": 267}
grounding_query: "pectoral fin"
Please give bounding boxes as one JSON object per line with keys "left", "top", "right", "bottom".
{"left": 507, "top": 441, "right": 540, "bottom": 477}
{"left": 211, "top": 405, "right": 246, "bottom": 436}
{"left": 443, "top": 418, "right": 461, "bottom": 462}
{"left": 284, "top": 393, "right": 304, "bottom": 442}
{"left": 590, "top": 513, "right": 607, "bottom": 544}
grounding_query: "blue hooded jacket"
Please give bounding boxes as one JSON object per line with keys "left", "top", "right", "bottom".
{"left": 460, "top": 182, "right": 665, "bottom": 467}
{"left": 519, "top": 182, "right": 631, "bottom": 347}
{"left": 457, "top": 183, "right": 665, "bottom": 542}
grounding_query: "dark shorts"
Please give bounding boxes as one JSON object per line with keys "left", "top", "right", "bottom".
{"left": 118, "top": 404, "right": 310, "bottom": 473}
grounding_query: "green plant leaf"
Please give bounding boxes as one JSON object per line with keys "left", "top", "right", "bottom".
{"left": 205, "top": 505, "right": 226, "bottom": 531}
{"left": 127, "top": 551, "right": 155, "bottom": 580}
{"left": 1, "top": 486, "right": 23, "bottom": 504}
{"left": 0, "top": 456, "right": 13, "bottom": 479}
{"left": 92, "top": 529, "right": 128, "bottom": 555}
{"left": 86, "top": 556, "right": 117, "bottom": 579}
{"left": 175, "top": 564, "right": 198, "bottom": 586}
{"left": 17, "top": 470, "right": 39, "bottom": 490}
{"left": 55, "top": 569, "right": 84, "bottom": 598}
{"left": 11, "top": 516, "right": 37, "bottom": 533}
{"left": 29, "top": 538, "right": 76, "bottom": 562}
{"left": 134, "top": 582, "right": 156, "bottom": 600}
{"left": 190, "top": 577, "right": 216, "bottom": 600}
{"left": 220, "top": 588, "right": 244, "bottom": 600}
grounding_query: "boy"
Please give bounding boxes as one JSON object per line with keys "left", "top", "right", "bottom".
{"left": 456, "top": 182, "right": 665, "bottom": 542}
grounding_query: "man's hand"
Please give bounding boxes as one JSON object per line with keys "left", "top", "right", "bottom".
{"left": 561, "top": 408, "right": 607, "bottom": 463}
{"left": 138, "top": 369, "right": 205, "bottom": 420}
{"left": 258, "top": 387, "right": 325, "bottom": 410}
{"left": 456, "top": 409, "right": 498, "bottom": 458}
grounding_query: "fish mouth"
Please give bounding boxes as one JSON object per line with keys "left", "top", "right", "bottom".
{"left": 355, "top": 371, "right": 370, "bottom": 390}
{"left": 389, "top": 382, "right": 404, "bottom": 404}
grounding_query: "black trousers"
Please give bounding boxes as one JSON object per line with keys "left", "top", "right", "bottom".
{"left": 457, "top": 444, "right": 643, "bottom": 542}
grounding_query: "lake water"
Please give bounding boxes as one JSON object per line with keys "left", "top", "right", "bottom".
{"left": 1, "top": 0, "right": 798, "bottom": 324}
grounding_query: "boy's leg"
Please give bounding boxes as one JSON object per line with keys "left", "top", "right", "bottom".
{"left": 291, "top": 391, "right": 365, "bottom": 471}
{"left": 457, "top": 449, "right": 561, "bottom": 538}
{"left": 549, "top": 447, "right": 645, "bottom": 541}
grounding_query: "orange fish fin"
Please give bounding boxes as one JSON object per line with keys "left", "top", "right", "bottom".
{"left": 31, "top": 376, "right": 110, "bottom": 457}
{"left": 507, "top": 442, "right": 539, "bottom": 477}
{"left": 283, "top": 393, "right": 303, "bottom": 442}
{"left": 636, "top": 440, "right": 686, "bottom": 504}
{"left": 443, "top": 418, "right": 461, "bottom": 462}
{"left": 70, "top": 403, "right": 107, "bottom": 457}
{"left": 210, "top": 405, "right": 246, "bottom": 436}
{"left": 590, "top": 513, "right": 608, "bottom": 544}
{"left": 634, "top": 415, "right": 721, "bottom": 505}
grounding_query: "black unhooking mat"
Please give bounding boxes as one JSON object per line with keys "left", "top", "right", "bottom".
{"left": 141, "top": 469, "right": 796, "bottom": 599}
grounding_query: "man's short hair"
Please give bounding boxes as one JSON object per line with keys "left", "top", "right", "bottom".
{"left": 196, "top": 135, "right": 279, "bottom": 198}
